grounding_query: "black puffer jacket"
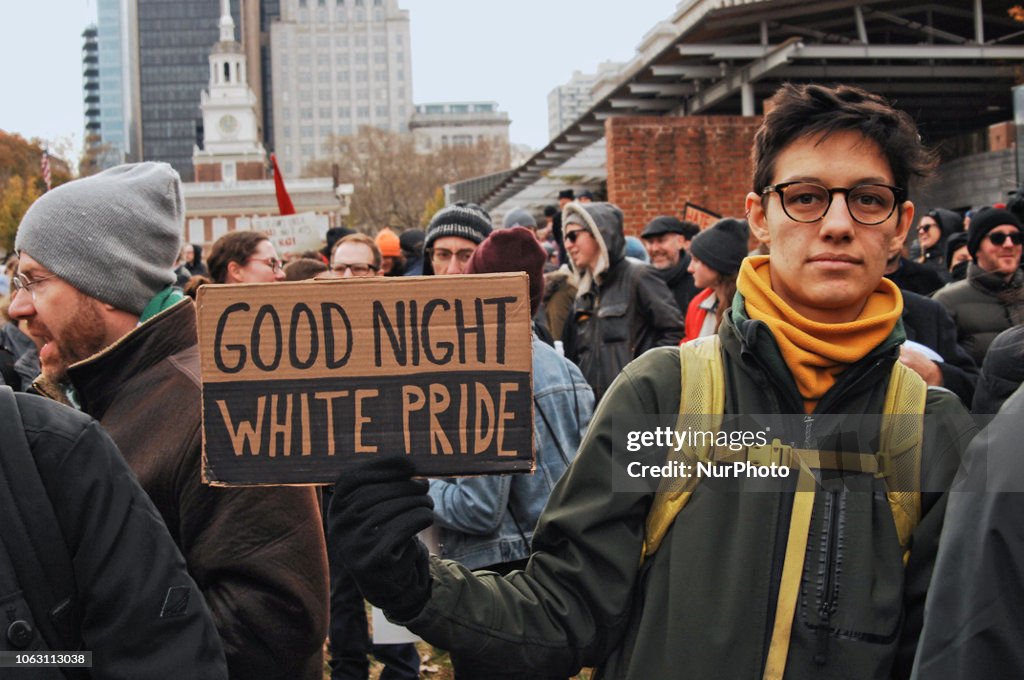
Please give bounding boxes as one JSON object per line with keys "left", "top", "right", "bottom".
{"left": 562, "top": 203, "right": 684, "bottom": 400}
{"left": 971, "top": 324, "right": 1024, "bottom": 416}
{"left": 0, "top": 390, "right": 226, "bottom": 678}
{"left": 932, "top": 264, "right": 1024, "bottom": 366}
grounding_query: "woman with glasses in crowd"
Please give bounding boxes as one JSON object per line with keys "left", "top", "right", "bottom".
{"left": 207, "top": 230, "right": 286, "bottom": 284}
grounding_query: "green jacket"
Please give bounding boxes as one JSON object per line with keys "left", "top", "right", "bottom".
{"left": 398, "top": 301, "right": 977, "bottom": 679}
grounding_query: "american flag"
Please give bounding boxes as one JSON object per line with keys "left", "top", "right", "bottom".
{"left": 40, "top": 149, "right": 52, "bottom": 192}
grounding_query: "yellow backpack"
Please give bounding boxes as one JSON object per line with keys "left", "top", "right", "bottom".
{"left": 641, "top": 335, "right": 926, "bottom": 680}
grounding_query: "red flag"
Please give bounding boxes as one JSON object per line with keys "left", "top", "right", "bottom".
{"left": 271, "top": 153, "right": 296, "bottom": 215}
{"left": 40, "top": 149, "right": 52, "bottom": 192}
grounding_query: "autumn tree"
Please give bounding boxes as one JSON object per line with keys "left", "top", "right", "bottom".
{"left": 304, "top": 125, "right": 509, "bottom": 229}
{"left": 0, "top": 131, "right": 73, "bottom": 252}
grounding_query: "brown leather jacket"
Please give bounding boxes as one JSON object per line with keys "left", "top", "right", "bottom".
{"left": 37, "top": 299, "right": 328, "bottom": 679}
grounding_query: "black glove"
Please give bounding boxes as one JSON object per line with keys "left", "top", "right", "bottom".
{"left": 327, "top": 455, "right": 434, "bottom": 620}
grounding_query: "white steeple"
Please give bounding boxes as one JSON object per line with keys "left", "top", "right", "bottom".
{"left": 219, "top": 0, "right": 236, "bottom": 44}
{"left": 194, "top": 0, "right": 266, "bottom": 182}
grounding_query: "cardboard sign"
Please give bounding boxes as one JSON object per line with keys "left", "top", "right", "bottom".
{"left": 251, "top": 212, "right": 329, "bottom": 256}
{"left": 683, "top": 202, "right": 721, "bottom": 230}
{"left": 196, "top": 273, "right": 535, "bottom": 485}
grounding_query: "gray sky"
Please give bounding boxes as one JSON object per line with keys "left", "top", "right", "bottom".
{"left": 0, "top": 0, "right": 677, "bottom": 160}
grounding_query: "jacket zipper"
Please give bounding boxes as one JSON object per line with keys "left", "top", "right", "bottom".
{"left": 815, "top": 489, "right": 840, "bottom": 665}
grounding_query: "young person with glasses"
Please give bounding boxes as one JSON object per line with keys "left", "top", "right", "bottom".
{"left": 324, "top": 83, "right": 976, "bottom": 680}
{"left": 207, "top": 230, "right": 286, "bottom": 284}
{"left": 421, "top": 202, "right": 493, "bottom": 276}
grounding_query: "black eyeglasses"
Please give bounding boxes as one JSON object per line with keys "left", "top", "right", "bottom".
{"left": 250, "top": 257, "right": 283, "bottom": 272}
{"left": 427, "top": 248, "right": 475, "bottom": 265}
{"left": 761, "top": 182, "right": 906, "bottom": 226}
{"left": 988, "top": 231, "right": 1023, "bottom": 247}
{"left": 332, "top": 262, "right": 378, "bottom": 275}
{"left": 564, "top": 229, "right": 589, "bottom": 244}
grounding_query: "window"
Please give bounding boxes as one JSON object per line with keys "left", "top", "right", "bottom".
{"left": 318, "top": 89, "right": 331, "bottom": 100}
{"left": 319, "top": 106, "right": 332, "bottom": 117}
{"left": 373, "top": 35, "right": 386, "bottom": 46}
{"left": 317, "top": 53, "right": 329, "bottom": 65}
{"left": 300, "top": 108, "right": 313, "bottom": 119}
{"left": 375, "top": 105, "right": 388, "bottom": 117}
{"left": 357, "top": 106, "right": 369, "bottom": 118}
{"left": 356, "top": 70, "right": 368, "bottom": 82}
{"left": 318, "top": 71, "right": 330, "bottom": 82}
{"left": 396, "top": 69, "right": 404, "bottom": 81}
{"left": 282, "top": 126, "right": 293, "bottom": 137}
{"left": 373, "top": 52, "right": 386, "bottom": 64}
{"left": 355, "top": 53, "right": 368, "bottom": 64}
{"left": 374, "top": 70, "right": 386, "bottom": 82}
{"left": 300, "top": 125, "right": 314, "bottom": 137}
{"left": 301, "top": 144, "right": 314, "bottom": 156}
{"left": 336, "top": 53, "right": 349, "bottom": 65}
{"left": 338, "top": 106, "right": 351, "bottom": 118}
{"left": 355, "top": 36, "right": 367, "bottom": 47}
{"left": 336, "top": 70, "right": 349, "bottom": 81}
{"left": 298, "top": 53, "right": 311, "bottom": 65}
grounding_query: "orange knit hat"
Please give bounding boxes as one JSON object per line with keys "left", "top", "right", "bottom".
{"left": 375, "top": 227, "right": 402, "bottom": 257}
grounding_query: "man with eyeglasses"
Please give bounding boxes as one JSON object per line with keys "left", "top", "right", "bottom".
{"left": 933, "top": 206, "right": 1024, "bottom": 367}
{"left": 8, "top": 163, "right": 328, "bottom": 679}
{"left": 323, "top": 83, "right": 976, "bottom": 680}
{"left": 422, "top": 202, "right": 493, "bottom": 276}
{"left": 324, "top": 233, "right": 382, "bottom": 278}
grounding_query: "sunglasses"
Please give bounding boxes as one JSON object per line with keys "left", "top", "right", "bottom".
{"left": 988, "top": 231, "right": 1023, "bottom": 247}
{"left": 564, "top": 229, "right": 589, "bottom": 244}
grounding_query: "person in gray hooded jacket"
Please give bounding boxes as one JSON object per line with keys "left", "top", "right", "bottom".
{"left": 560, "top": 202, "right": 684, "bottom": 401}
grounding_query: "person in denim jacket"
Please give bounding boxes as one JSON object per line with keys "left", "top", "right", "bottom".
{"left": 428, "top": 227, "right": 595, "bottom": 573}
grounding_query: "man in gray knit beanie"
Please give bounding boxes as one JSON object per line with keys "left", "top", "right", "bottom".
{"left": 10, "top": 162, "right": 183, "bottom": 384}
{"left": 8, "top": 161, "right": 330, "bottom": 676}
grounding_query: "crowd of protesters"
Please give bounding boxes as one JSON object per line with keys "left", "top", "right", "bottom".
{"left": 2, "top": 81, "right": 1024, "bottom": 679}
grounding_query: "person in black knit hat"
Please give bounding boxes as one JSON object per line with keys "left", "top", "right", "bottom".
{"left": 422, "top": 202, "right": 492, "bottom": 275}
{"left": 683, "top": 217, "right": 749, "bottom": 341}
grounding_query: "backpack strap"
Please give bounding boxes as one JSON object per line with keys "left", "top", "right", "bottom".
{"left": 879, "top": 361, "right": 926, "bottom": 562}
{"left": 0, "top": 387, "right": 82, "bottom": 655}
{"left": 642, "top": 336, "right": 723, "bottom": 562}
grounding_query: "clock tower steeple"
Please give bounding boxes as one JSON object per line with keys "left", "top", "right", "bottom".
{"left": 193, "top": 0, "right": 267, "bottom": 182}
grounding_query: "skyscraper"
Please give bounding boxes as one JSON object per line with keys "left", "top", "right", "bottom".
{"left": 135, "top": 0, "right": 253, "bottom": 180}
{"left": 82, "top": 25, "right": 101, "bottom": 154}
{"left": 88, "top": 0, "right": 141, "bottom": 168}
{"left": 269, "top": 0, "right": 412, "bottom": 176}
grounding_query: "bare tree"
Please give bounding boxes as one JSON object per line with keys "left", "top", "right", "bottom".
{"left": 305, "top": 126, "right": 508, "bottom": 229}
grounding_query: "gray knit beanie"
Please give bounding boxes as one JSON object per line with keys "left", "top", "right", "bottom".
{"left": 502, "top": 208, "right": 537, "bottom": 230}
{"left": 15, "top": 162, "right": 183, "bottom": 315}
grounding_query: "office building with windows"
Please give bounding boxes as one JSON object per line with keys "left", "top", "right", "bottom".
{"left": 409, "top": 102, "right": 511, "bottom": 165}
{"left": 270, "top": 0, "right": 413, "bottom": 176}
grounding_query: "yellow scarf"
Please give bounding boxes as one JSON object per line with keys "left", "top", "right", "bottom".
{"left": 736, "top": 256, "right": 902, "bottom": 413}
